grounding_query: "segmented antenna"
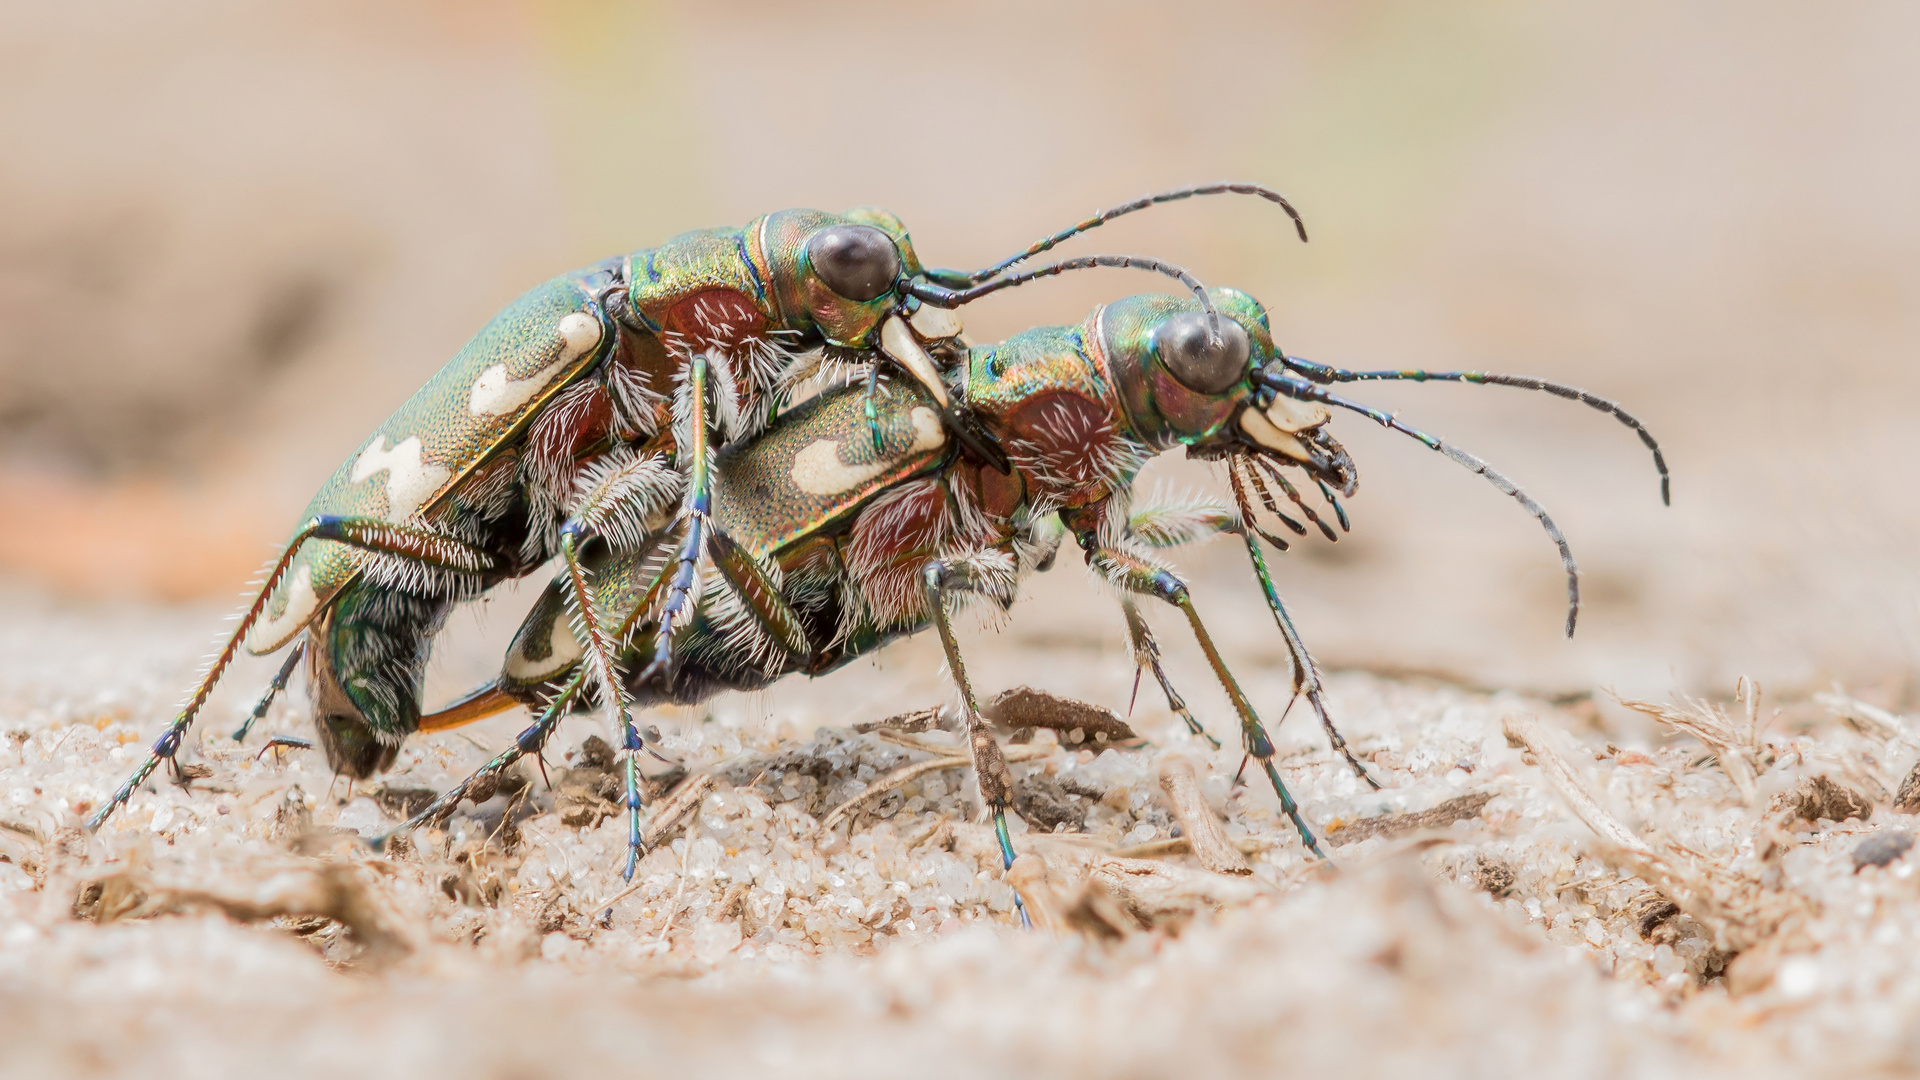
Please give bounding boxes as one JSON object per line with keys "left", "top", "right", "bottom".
{"left": 1283, "top": 358, "right": 1671, "bottom": 506}
{"left": 1263, "top": 371, "right": 1583, "bottom": 637}
{"left": 909, "top": 253, "right": 1220, "bottom": 338}
{"left": 941, "top": 182, "right": 1310, "bottom": 286}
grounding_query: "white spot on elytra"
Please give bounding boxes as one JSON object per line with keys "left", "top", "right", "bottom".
{"left": 790, "top": 406, "right": 944, "bottom": 496}
{"left": 248, "top": 563, "right": 317, "bottom": 651}
{"left": 503, "top": 608, "right": 583, "bottom": 682}
{"left": 469, "top": 312, "right": 603, "bottom": 417}
{"left": 352, "top": 434, "right": 452, "bottom": 521}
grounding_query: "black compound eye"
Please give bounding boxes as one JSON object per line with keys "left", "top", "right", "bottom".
{"left": 1154, "top": 312, "right": 1251, "bottom": 395}
{"left": 807, "top": 225, "right": 902, "bottom": 302}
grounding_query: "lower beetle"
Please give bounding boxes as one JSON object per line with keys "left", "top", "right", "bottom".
{"left": 87, "top": 183, "right": 1316, "bottom": 837}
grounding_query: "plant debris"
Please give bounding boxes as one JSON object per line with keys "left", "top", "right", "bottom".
{"left": 1327, "top": 791, "right": 1495, "bottom": 846}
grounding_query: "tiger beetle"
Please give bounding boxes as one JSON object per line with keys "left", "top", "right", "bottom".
{"left": 86, "top": 183, "right": 1316, "bottom": 846}
{"left": 89, "top": 185, "right": 1669, "bottom": 907}
{"left": 385, "top": 282, "right": 1669, "bottom": 889}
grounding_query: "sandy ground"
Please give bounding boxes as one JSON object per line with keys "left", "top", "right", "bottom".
{"left": 5, "top": 572, "right": 1920, "bottom": 1079}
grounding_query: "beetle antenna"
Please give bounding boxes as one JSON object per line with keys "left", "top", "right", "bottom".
{"left": 1282, "top": 358, "right": 1670, "bottom": 507}
{"left": 909, "top": 254, "right": 1221, "bottom": 339}
{"left": 1263, "top": 371, "right": 1582, "bottom": 637}
{"left": 936, "top": 182, "right": 1309, "bottom": 286}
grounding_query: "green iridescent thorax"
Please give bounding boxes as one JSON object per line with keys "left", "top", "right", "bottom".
{"left": 759, "top": 208, "right": 924, "bottom": 348}
{"left": 1096, "top": 290, "right": 1273, "bottom": 450}
{"left": 626, "top": 223, "right": 771, "bottom": 338}
{"left": 962, "top": 324, "right": 1105, "bottom": 422}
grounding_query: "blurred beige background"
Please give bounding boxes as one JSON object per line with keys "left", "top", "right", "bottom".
{"left": 1, "top": 0, "right": 1916, "bottom": 711}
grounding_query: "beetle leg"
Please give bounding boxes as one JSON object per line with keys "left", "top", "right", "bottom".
{"left": 588, "top": 352, "right": 720, "bottom": 879}
{"left": 1123, "top": 495, "right": 1376, "bottom": 787}
{"left": 921, "top": 558, "right": 1032, "bottom": 928}
{"left": 705, "top": 529, "right": 812, "bottom": 662}
{"left": 637, "top": 353, "right": 717, "bottom": 690}
{"left": 383, "top": 668, "right": 589, "bottom": 844}
{"left": 1237, "top": 536, "right": 1380, "bottom": 789}
{"left": 554, "top": 516, "right": 651, "bottom": 880}
{"left": 88, "top": 515, "right": 497, "bottom": 833}
{"left": 230, "top": 641, "right": 306, "bottom": 743}
{"left": 1120, "top": 599, "right": 1220, "bottom": 749}
{"left": 1083, "top": 544, "right": 1329, "bottom": 859}
{"left": 557, "top": 522, "right": 644, "bottom": 776}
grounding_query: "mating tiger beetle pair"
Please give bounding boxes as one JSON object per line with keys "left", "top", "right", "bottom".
{"left": 89, "top": 183, "right": 1671, "bottom": 904}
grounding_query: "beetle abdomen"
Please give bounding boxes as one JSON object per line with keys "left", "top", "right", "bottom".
{"left": 307, "top": 579, "right": 453, "bottom": 779}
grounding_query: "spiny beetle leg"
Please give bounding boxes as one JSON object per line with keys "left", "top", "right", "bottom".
{"left": 255, "top": 734, "right": 313, "bottom": 762}
{"left": 385, "top": 670, "right": 587, "bottom": 844}
{"left": 232, "top": 641, "right": 306, "bottom": 743}
{"left": 89, "top": 515, "right": 498, "bottom": 833}
{"left": 557, "top": 523, "right": 638, "bottom": 774}
{"left": 1241, "top": 535, "right": 1378, "bottom": 789}
{"left": 706, "top": 530, "right": 812, "bottom": 659}
{"left": 1121, "top": 598, "right": 1220, "bottom": 749}
{"left": 921, "top": 559, "right": 1031, "bottom": 928}
{"left": 636, "top": 351, "right": 719, "bottom": 696}
{"left": 556, "top": 520, "right": 655, "bottom": 884}
{"left": 1085, "top": 544, "right": 1329, "bottom": 860}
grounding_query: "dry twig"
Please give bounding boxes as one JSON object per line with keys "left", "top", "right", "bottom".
{"left": 821, "top": 744, "right": 1051, "bottom": 832}
{"left": 1156, "top": 756, "right": 1250, "bottom": 874}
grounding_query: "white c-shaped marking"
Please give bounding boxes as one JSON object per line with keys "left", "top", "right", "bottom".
{"left": 790, "top": 406, "right": 945, "bottom": 496}
{"left": 352, "top": 434, "right": 453, "bottom": 521}
{"left": 504, "top": 606, "right": 585, "bottom": 682}
{"left": 469, "top": 311, "right": 603, "bottom": 417}
{"left": 248, "top": 563, "right": 318, "bottom": 651}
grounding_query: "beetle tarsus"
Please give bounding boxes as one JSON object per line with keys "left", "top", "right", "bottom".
{"left": 233, "top": 641, "right": 306, "bottom": 743}
{"left": 1122, "top": 598, "right": 1221, "bottom": 749}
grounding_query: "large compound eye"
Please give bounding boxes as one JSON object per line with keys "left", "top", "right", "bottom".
{"left": 807, "top": 225, "right": 902, "bottom": 302}
{"left": 1154, "top": 311, "right": 1251, "bottom": 395}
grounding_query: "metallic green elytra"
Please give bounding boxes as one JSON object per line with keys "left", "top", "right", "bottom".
{"left": 248, "top": 275, "right": 613, "bottom": 653}
{"left": 710, "top": 384, "right": 948, "bottom": 558}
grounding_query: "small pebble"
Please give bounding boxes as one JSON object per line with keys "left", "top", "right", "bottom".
{"left": 1852, "top": 830, "right": 1914, "bottom": 871}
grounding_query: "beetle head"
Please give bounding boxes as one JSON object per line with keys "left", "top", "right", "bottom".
{"left": 758, "top": 209, "right": 967, "bottom": 400}
{"left": 758, "top": 208, "right": 960, "bottom": 350}
{"left": 1101, "top": 289, "right": 1356, "bottom": 496}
